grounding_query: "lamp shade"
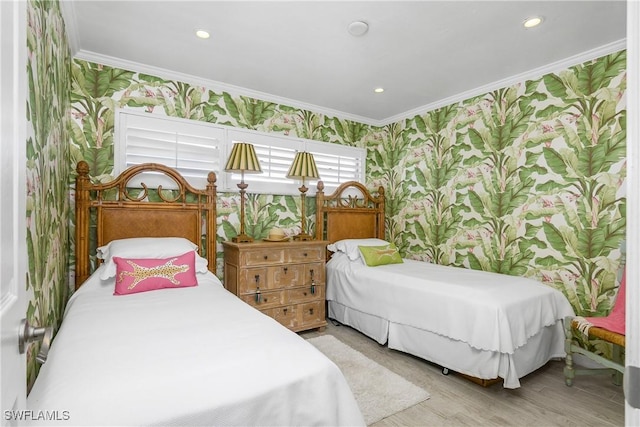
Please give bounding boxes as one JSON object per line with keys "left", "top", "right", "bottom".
{"left": 224, "top": 142, "right": 262, "bottom": 173}
{"left": 286, "top": 152, "right": 320, "bottom": 180}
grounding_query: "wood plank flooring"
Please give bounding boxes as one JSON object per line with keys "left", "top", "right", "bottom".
{"left": 300, "top": 322, "right": 625, "bottom": 427}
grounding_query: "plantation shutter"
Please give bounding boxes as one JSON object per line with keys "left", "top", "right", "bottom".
{"left": 117, "top": 112, "right": 222, "bottom": 188}
{"left": 305, "top": 141, "right": 365, "bottom": 189}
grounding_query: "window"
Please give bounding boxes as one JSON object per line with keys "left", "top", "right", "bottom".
{"left": 116, "top": 110, "right": 365, "bottom": 194}
{"left": 116, "top": 112, "right": 222, "bottom": 189}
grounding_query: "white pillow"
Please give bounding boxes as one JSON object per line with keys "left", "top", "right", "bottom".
{"left": 326, "top": 238, "right": 389, "bottom": 261}
{"left": 97, "top": 237, "right": 209, "bottom": 280}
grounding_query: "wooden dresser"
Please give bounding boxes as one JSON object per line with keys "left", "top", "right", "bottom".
{"left": 223, "top": 240, "right": 329, "bottom": 332}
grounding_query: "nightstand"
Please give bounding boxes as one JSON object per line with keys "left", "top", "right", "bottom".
{"left": 223, "top": 240, "right": 329, "bottom": 332}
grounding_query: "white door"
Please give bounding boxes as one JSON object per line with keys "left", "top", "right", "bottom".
{"left": 0, "top": 0, "right": 28, "bottom": 423}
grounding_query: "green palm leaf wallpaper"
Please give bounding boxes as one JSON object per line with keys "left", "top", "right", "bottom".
{"left": 68, "top": 59, "right": 372, "bottom": 275}
{"left": 27, "top": 0, "right": 626, "bottom": 389}
{"left": 26, "top": 0, "right": 71, "bottom": 389}
{"left": 68, "top": 51, "right": 627, "bottom": 317}
{"left": 369, "top": 51, "right": 626, "bottom": 318}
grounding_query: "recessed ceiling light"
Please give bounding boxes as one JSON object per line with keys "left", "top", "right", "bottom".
{"left": 374, "top": 87, "right": 384, "bottom": 93}
{"left": 196, "top": 30, "right": 210, "bottom": 39}
{"left": 348, "top": 21, "right": 369, "bottom": 37}
{"left": 523, "top": 16, "right": 543, "bottom": 29}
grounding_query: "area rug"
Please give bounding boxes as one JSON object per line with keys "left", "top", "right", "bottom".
{"left": 307, "top": 335, "right": 430, "bottom": 425}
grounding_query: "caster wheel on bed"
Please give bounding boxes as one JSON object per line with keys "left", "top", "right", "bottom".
{"left": 442, "top": 367, "right": 450, "bottom": 375}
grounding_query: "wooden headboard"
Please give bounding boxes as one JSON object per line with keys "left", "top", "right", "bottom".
{"left": 315, "top": 180, "right": 385, "bottom": 246}
{"left": 75, "top": 161, "right": 217, "bottom": 289}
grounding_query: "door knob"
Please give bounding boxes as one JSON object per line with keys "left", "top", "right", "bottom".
{"left": 18, "top": 319, "right": 53, "bottom": 364}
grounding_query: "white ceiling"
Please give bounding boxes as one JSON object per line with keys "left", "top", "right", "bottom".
{"left": 63, "top": 0, "right": 627, "bottom": 125}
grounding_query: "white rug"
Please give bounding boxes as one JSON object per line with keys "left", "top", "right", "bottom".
{"left": 307, "top": 335, "right": 430, "bottom": 425}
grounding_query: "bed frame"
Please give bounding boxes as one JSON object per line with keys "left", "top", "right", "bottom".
{"left": 315, "top": 180, "right": 385, "bottom": 244}
{"left": 75, "top": 161, "right": 217, "bottom": 289}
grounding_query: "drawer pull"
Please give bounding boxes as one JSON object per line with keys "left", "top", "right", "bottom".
{"left": 283, "top": 267, "right": 288, "bottom": 274}
{"left": 310, "top": 269, "right": 314, "bottom": 279}
{"left": 310, "top": 283, "right": 316, "bottom": 294}
{"left": 255, "top": 289, "right": 262, "bottom": 303}
{"left": 283, "top": 308, "right": 288, "bottom": 314}
{"left": 255, "top": 275, "right": 260, "bottom": 285}
{"left": 309, "top": 308, "right": 314, "bottom": 315}
{"left": 303, "top": 253, "right": 308, "bottom": 257}
{"left": 264, "top": 255, "right": 268, "bottom": 260}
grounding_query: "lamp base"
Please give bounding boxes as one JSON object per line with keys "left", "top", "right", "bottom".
{"left": 292, "top": 233, "right": 314, "bottom": 241}
{"left": 232, "top": 234, "right": 254, "bottom": 243}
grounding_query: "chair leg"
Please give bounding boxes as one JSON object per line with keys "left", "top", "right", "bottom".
{"left": 612, "top": 344, "right": 623, "bottom": 386}
{"left": 564, "top": 316, "right": 575, "bottom": 387}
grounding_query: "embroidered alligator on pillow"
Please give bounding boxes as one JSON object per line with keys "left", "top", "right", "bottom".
{"left": 118, "top": 257, "right": 190, "bottom": 290}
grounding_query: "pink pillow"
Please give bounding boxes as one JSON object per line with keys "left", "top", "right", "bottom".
{"left": 113, "top": 251, "right": 198, "bottom": 295}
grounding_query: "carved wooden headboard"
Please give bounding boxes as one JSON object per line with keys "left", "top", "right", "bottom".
{"left": 74, "top": 161, "right": 217, "bottom": 289}
{"left": 314, "top": 180, "right": 385, "bottom": 249}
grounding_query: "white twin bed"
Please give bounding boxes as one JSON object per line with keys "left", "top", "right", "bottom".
{"left": 27, "top": 163, "right": 364, "bottom": 426}
{"left": 315, "top": 181, "right": 575, "bottom": 389}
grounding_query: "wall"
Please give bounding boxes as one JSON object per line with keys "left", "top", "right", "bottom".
{"left": 68, "top": 60, "right": 379, "bottom": 275}
{"left": 69, "top": 51, "right": 626, "bottom": 320}
{"left": 370, "top": 51, "right": 627, "bottom": 317}
{"left": 25, "top": 0, "right": 71, "bottom": 389}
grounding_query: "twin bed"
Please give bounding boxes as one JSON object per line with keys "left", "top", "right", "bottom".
{"left": 27, "top": 162, "right": 364, "bottom": 426}
{"left": 315, "top": 181, "right": 574, "bottom": 389}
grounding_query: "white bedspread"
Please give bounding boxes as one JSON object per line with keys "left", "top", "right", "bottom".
{"left": 28, "top": 268, "right": 364, "bottom": 426}
{"left": 327, "top": 254, "right": 574, "bottom": 354}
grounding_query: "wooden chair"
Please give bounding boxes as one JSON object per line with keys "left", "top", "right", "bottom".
{"left": 564, "top": 271, "right": 626, "bottom": 386}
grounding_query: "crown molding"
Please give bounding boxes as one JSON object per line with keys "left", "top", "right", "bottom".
{"left": 385, "top": 38, "right": 627, "bottom": 124}
{"left": 73, "top": 50, "right": 381, "bottom": 126}
{"left": 74, "top": 38, "right": 626, "bottom": 129}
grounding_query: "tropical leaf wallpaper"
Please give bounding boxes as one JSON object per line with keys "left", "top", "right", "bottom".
{"left": 68, "top": 60, "right": 371, "bottom": 275}
{"left": 26, "top": 0, "right": 626, "bottom": 389}
{"left": 25, "top": 0, "right": 71, "bottom": 389}
{"left": 69, "top": 51, "right": 627, "bottom": 318}
{"left": 368, "top": 51, "right": 627, "bottom": 320}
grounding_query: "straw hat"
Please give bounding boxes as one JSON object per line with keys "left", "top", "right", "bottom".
{"left": 266, "top": 227, "right": 287, "bottom": 241}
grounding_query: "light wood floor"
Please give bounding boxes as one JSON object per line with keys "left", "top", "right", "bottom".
{"left": 300, "top": 321, "right": 625, "bottom": 427}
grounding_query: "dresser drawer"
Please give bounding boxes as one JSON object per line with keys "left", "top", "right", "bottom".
{"left": 305, "top": 262, "right": 325, "bottom": 284}
{"left": 241, "top": 248, "right": 285, "bottom": 266}
{"left": 287, "top": 285, "right": 325, "bottom": 304}
{"left": 241, "top": 289, "right": 285, "bottom": 310}
{"left": 271, "top": 305, "right": 298, "bottom": 329}
{"left": 301, "top": 301, "right": 324, "bottom": 325}
{"left": 238, "top": 268, "right": 272, "bottom": 293}
{"left": 286, "top": 246, "right": 324, "bottom": 263}
{"left": 269, "top": 264, "right": 304, "bottom": 288}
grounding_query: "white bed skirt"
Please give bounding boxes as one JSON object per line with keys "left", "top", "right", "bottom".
{"left": 329, "top": 300, "right": 565, "bottom": 388}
